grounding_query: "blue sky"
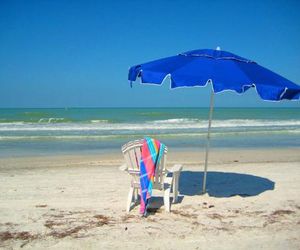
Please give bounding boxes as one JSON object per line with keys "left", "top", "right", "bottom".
{"left": 0, "top": 0, "right": 299, "bottom": 108}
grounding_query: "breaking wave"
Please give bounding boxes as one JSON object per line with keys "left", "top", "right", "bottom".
{"left": 0, "top": 119, "right": 299, "bottom": 132}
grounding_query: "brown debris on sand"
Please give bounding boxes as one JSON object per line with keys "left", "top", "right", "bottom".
{"left": 93, "top": 214, "right": 111, "bottom": 226}
{"left": 263, "top": 209, "right": 296, "bottom": 228}
{"left": 44, "top": 220, "right": 64, "bottom": 229}
{"left": 172, "top": 209, "right": 197, "bottom": 219}
{"left": 48, "top": 226, "right": 87, "bottom": 239}
{"left": 271, "top": 210, "right": 295, "bottom": 216}
{"left": 207, "top": 213, "right": 224, "bottom": 220}
{"left": 35, "top": 204, "right": 47, "bottom": 208}
{"left": 121, "top": 214, "right": 137, "bottom": 222}
{"left": 0, "top": 231, "right": 37, "bottom": 241}
{"left": 42, "top": 210, "right": 115, "bottom": 239}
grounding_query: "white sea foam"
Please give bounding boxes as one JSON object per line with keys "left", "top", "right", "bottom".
{"left": 0, "top": 135, "right": 126, "bottom": 141}
{"left": 90, "top": 120, "right": 109, "bottom": 123}
{"left": 0, "top": 119, "right": 299, "bottom": 132}
{"left": 151, "top": 118, "right": 199, "bottom": 124}
{"left": 0, "top": 122, "right": 25, "bottom": 125}
{"left": 150, "top": 119, "right": 300, "bottom": 128}
{"left": 1, "top": 129, "right": 299, "bottom": 141}
{"left": 38, "top": 118, "right": 65, "bottom": 123}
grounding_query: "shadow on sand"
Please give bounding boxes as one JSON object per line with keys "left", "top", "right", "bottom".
{"left": 179, "top": 170, "right": 275, "bottom": 198}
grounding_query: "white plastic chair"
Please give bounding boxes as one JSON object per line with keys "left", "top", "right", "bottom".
{"left": 119, "top": 139, "right": 182, "bottom": 213}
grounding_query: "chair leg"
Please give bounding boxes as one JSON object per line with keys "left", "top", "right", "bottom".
{"left": 126, "top": 186, "right": 134, "bottom": 212}
{"left": 173, "top": 173, "right": 179, "bottom": 203}
{"left": 134, "top": 187, "right": 139, "bottom": 201}
{"left": 164, "top": 187, "right": 171, "bottom": 212}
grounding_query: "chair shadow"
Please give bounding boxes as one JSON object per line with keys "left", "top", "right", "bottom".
{"left": 146, "top": 196, "right": 184, "bottom": 215}
{"left": 179, "top": 170, "right": 275, "bottom": 198}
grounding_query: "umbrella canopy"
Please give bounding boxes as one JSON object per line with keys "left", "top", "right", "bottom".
{"left": 129, "top": 48, "right": 300, "bottom": 101}
{"left": 128, "top": 48, "right": 300, "bottom": 193}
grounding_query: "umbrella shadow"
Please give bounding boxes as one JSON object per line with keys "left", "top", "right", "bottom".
{"left": 179, "top": 170, "right": 275, "bottom": 197}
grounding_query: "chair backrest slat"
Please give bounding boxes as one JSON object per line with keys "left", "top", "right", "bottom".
{"left": 122, "top": 139, "right": 168, "bottom": 189}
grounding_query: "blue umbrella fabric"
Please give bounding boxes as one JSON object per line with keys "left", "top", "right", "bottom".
{"left": 129, "top": 49, "right": 300, "bottom": 101}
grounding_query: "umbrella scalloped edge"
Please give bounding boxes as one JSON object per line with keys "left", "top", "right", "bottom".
{"left": 129, "top": 67, "right": 300, "bottom": 102}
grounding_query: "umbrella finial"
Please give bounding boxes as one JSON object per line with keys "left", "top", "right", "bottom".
{"left": 216, "top": 46, "right": 221, "bottom": 51}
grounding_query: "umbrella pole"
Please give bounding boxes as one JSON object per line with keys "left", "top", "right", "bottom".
{"left": 202, "top": 89, "right": 214, "bottom": 193}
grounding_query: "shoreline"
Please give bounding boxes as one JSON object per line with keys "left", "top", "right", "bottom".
{"left": 0, "top": 147, "right": 299, "bottom": 170}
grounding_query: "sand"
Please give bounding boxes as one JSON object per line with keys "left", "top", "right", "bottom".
{"left": 0, "top": 148, "right": 300, "bottom": 249}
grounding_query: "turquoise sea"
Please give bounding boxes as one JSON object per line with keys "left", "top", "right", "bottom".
{"left": 0, "top": 107, "right": 299, "bottom": 157}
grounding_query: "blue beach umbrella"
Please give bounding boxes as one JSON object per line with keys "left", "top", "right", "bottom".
{"left": 128, "top": 47, "right": 300, "bottom": 193}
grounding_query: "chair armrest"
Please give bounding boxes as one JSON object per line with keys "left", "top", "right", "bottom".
{"left": 167, "top": 164, "right": 183, "bottom": 173}
{"left": 119, "top": 164, "right": 128, "bottom": 172}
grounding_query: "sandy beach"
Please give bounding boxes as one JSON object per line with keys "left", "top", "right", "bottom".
{"left": 1, "top": 0, "right": 300, "bottom": 248}
{"left": 0, "top": 148, "right": 299, "bottom": 249}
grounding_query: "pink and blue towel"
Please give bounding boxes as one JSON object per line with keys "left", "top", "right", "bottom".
{"left": 139, "top": 137, "right": 165, "bottom": 215}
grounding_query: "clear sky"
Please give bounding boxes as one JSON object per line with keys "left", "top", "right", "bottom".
{"left": 0, "top": 0, "right": 300, "bottom": 108}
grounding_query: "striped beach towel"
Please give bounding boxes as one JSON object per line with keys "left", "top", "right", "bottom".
{"left": 139, "top": 137, "right": 165, "bottom": 215}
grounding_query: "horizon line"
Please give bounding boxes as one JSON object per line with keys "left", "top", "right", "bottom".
{"left": 0, "top": 106, "right": 298, "bottom": 109}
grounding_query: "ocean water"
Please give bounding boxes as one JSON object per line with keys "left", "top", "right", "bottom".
{"left": 0, "top": 107, "right": 299, "bottom": 157}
